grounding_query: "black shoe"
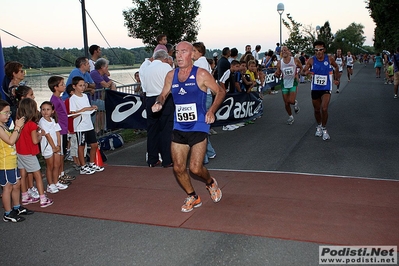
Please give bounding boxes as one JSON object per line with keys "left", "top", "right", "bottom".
{"left": 149, "top": 160, "right": 161, "bottom": 167}
{"left": 15, "top": 206, "right": 34, "bottom": 215}
{"left": 3, "top": 211, "right": 26, "bottom": 222}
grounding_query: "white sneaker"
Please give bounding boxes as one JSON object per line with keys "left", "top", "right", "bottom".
{"left": 209, "top": 128, "right": 218, "bottom": 135}
{"left": 287, "top": 116, "right": 294, "bottom": 125}
{"left": 322, "top": 128, "right": 330, "bottom": 141}
{"left": 80, "top": 165, "right": 95, "bottom": 175}
{"left": 294, "top": 100, "right": 300, "bottom": 114}
{"left": 90, "top": 163, "right": 104, "bottom": 172}
{"left": 47, "top": 184, "right": 59, "bottom": 194}
{"left": 55, "top": 182, "right": 68, "bottom": 190}
{"left": 315, "top": 125, "right": 323, "bottom": 137}
{"left": 222, "top": 125, "right": 235, "bottom": 131}
{"left": 28, "top": 187, "right": 40, "bottom": 199}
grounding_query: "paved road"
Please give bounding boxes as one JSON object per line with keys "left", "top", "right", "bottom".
{"left": 1, "top": 63, "right": 398, "bottom": 266}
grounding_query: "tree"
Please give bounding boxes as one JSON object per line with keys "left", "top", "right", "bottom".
{"left": 123, "top": 0, "right": 200, "bottom": 50}
{"left": 282, "top": 14, "right": 311, "bottom": 54}
{"left": 333, "top": 23, "right": 366, "bottom": 55}
{"left": 317, "top": 22, "right": 335, "bottom": 53}
{"left": 366, "top": 0, "right": 399, "bottom": 52}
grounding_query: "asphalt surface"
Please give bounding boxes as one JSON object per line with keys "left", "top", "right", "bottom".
{"left": 1, "top": 62, "right": 398, "bottom": 266}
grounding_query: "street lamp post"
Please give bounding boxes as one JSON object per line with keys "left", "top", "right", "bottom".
{"left": 277, "top": 3, "right": 285, "bottom": 46}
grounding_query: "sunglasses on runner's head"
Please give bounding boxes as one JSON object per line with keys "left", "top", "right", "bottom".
{"left": 314, "top": 48, "right": 324, "bottom": 52}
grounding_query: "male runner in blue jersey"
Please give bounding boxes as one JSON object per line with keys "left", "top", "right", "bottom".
{"left": 152, "top": 41, "right": 226, "bottom": 212}
{"left": 301, "top": 41, "right": 340, "bottom": 141}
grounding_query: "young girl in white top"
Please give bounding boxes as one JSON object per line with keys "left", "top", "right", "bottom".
{"left": 38, "top": 101, "right": 68, "bottom": 194}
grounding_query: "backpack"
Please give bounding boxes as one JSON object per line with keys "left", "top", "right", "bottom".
{"left": 99, "top": 133, "right": 124, "bottom": 150}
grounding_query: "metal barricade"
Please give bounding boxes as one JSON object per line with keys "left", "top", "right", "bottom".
{"left": 92, "top": 83, "right": 141, "bottom": 138}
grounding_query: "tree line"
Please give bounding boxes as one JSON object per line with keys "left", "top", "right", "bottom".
{"left": 2, "top": 46, "right": 154, "bottom": 69}
{"left": 122, "top": 0, "right": 397, "bottom": 55}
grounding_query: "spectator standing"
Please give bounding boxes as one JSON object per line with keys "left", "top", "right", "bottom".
{"left": 228, "top": 48, "right": 239, "bottom": 63}
{"left": 62, "top": 57, "right": 95, "bottom": 101}
{"left": 374, "top": 53, "right": 383, "bottom": 78}
{"left": 392, "top": 47, "right": 399, "bottom": 98}
{"left": 69, "top": 77, "right": 103, "bottom": 175}
{"left": 299, "top": 52, "right": 307, "bottom": 83}
{"left": 90, "top": 58, "right": 116, "bottom": 135}
{"left": 4, "top": 61, "right": 24, "bottom": 122}
{"left": 142, "top": 50, "right": 173, "bottom": 167}
{"left": 252, "top": 45, "right": 261, "bottom": 63}
{"left": 275, "top": 43, "right": 281, "bottom": 60}
{"left": 88, "top": 45, "right": 101, "bottom": 72}
{"left": 48, "top": 76, "right": 75, "bottom": 185}
{"left": 193, "top": 42, "right": 217, "bottom": 164}
{"left": 217, "top": 47, "right": 231, "bottom": 81}
{"left": 38, "top": 101, "right": 68, "bottom": 193}
{"left": 16, "top": 98, "right": 53, "bottom": 207}
{"left": 0, "top": 99, "right": 33, "bottom": 222}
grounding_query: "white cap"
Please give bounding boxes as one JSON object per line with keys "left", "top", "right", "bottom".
{"left": 213, "top": 52, "right": 218, "bottom": 57}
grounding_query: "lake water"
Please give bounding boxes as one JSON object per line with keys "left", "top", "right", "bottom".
{"left": 23, "top": 69, "right": 139, "bottom": 105}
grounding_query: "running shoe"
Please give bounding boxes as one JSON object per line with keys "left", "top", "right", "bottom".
{"left": 40, "top": 198, "right": 54, "bottom": 208}
{"left": 15, "top": 206, "right": 34, "bottom": 215}
{"left": 58, "top": 177, "right": 71, "bottom": 186}
{"left": 209, "top": 128, "right": 218, "bottom": 135}
{"left": 209, "top": 154, "right": 216, "bottom": 159}
{"left": 90, "top": 163, "right": 104, "bottom": 172}
{"left": 148, "top": 160, "right": 161, "bottom": 167}
{"left": 322, "top": 128, "right": 330, "bottom": 141}
{"left": 287, "top": 116, "right": 294, "bottom": 125}
{"left": 61, "top": 174, "right": 76, "bottom": 181}
{"left": 80, "top": 165, "right": 95, "bottom": 175}
{"left": 22, "top": 196, "right": 40, "bottom": 205}
{"left": 3, "top": 211, "right": 25, "bottom": 223}
{"left": 394, "top": 94, "right": 398, "bottom": 99}
{"left": 294, "top": 100, "right": 300, "bottom": 114}
{"left": 47, "top": 184, "right": 59, "bottom": 194}
{"left": 206, "top": 178, "right": 222, "bottom": 203}
{"left": 55, "top": 182, "right": 68, "bottom": 190}
{"left": 222, "top": 125, "right": 235, "bottom": 131}
{"left": 336, "top": 89, "right": 339, "bottom": 93}
{"left": 28, "top": 187, "right": 40, "bottom": 199}
{"left": 315, "top": 125, "right": 323, "bottom": 137}
{"left": 181, "top": 195, "right": 202, "bottom": 212}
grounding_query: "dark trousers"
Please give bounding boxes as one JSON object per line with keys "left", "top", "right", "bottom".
{"left": 146, "top": 95, "right": 174, "bottom": 166}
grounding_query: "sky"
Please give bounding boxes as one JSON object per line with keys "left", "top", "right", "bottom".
{"left": 1, "top": 0, "right": 376, "bottom": 54}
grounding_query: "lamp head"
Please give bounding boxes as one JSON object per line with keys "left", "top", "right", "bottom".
{"left": 277, "top": 3, "right": 284, "bottom": 14}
